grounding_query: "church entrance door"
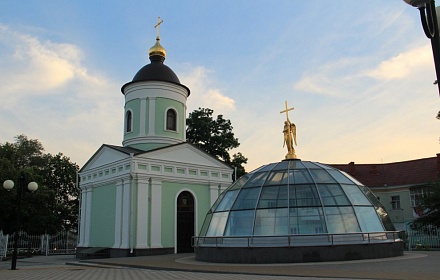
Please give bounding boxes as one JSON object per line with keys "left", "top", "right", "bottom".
{"left": 176, "top": 191, "right": 195, "bottom": 253}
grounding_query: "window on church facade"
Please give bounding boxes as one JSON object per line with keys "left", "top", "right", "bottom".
{"left": 126, "top": 111, "right": 132, "bottom": 133}
{"left": 166, "top": 109, "right": 177, "bottom": 131}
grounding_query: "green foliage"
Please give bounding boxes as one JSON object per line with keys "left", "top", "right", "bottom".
{"left": 413, "top": 181, "right": 440, "bottom": 227}
{"left": 230, "top": 152, "right": 248, "bottom": 179}
{"left": 0, "top": 135, "right": 79, "bottom": 234}
{"left": 186, "top": 108, "right": 248, "bottom": 180}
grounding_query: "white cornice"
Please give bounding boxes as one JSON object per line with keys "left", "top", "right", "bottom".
{"left": 124, "top": 82, "right": 188, "bottom": 104}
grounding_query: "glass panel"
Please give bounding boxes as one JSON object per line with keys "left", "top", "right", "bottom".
{"left": 325, "top": 207, "right": 360, "bottom": 233}
{"left": 210, "top": 191, "right": 226, "bottom": 212}
{"left": 357, "top": 184, "right": 393, "bottom": 233}
{"left": 342, "top": 171, "right": 364, "bottom": 185}
{"left": 284, "top": 169, "right": 313, "bottom": 184}
{"left": 254, "top": 208, "right": 288, "bottom": 236}
{"left": 375, "top": 206, "right": 395, "bottom": 231}
{"left": 264, "top": 171, "right": 287, "bottom": 185}
{"left": 311, "top": 162, "right": 332, "bottom": 169}
{"left": 229, "top": 174, "right": 251, "bottom": 190}
{"left": 289, "top": 207, "right": 326, "bottom": 234}
{"left": 273, "top": 160, "right": 289, "bottom": 170}
{"left": 317, "top": 184, "right": 350, "bottom": 205}
{"left": 327, "top": 169, "right": 354, "bottom": 184}
{"left": 309, "top": 169, "right": 337, "bottom": 183}
{"left": 354, "top": 206, "right": 384, "bottom": 232}
{"left": 215, "top": 190, "right": 239, "bottom": 212}
{"left": 257, "top": 186, "right": 288, "bottom": 208}
{"left": 243, "top": 172, "right": 269, "bottom": 188}
{"left": 341, "top": 185, "right": 371, "bottom": 205}
{"left": 358, "top": 185, "right": 378, "bottom": 203}
{"left": 199, "top": 213, "right": 212, "bottom": 236}
{"left": 289, "top": 184, "right": 321, "bottom": 207}
{"left": 206, "top": 212, "right": 229, "bottom": 236}
{"left": 231, "top": 188, "right": 260, "bottom": 210}
{"left": 289, "top": 160, "right": 306, "bottom": 169}
{"left": 256, "top": 163, "right": 277, "bottom": 172}
{"left": 224, "top": 210, "right": 255, "bottom": 236}
{"left": 302, "top": 161, "right": 320, "bottom": 168}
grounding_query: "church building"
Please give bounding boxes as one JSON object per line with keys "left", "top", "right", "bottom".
{"left": 76, "top": 22, "right": 233, "bottom": 258}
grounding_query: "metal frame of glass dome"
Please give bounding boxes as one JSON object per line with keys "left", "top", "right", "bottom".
{"left": 194, "top": 160, "right": 404, "bottom": 263}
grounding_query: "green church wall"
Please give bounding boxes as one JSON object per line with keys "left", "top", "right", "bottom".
{"left": 124, "top": 99, "right": 141, "bottom": 140}
{"left": 155, "top": 98, "right": 184, "bottom": 139}
{"left": 160, "top": 181, "right": 211, "bottom": 248}
{"left": 90, "top": 184, "right": 116, "bottom": 247}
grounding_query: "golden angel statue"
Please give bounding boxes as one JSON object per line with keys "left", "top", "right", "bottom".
{"left": 283, "top": 119, "right": 297, "bottom": 158}
{"left": 280, "top": 101, "right": 297, "bottom": 159}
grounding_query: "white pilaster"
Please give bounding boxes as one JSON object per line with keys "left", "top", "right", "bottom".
{"left": 113, "top": 180, "right": 123, "bottom": 248}
{"left": 210, "top": 185, "right": 220, "bottom": 207}
{"left": 78, "top": 188, "right": 87, "bottom": 247}
{"left": 148, "top": 97, "right": 156, "bottom": 136}
{"left": 140, "top": 98, "right": 147, "bottom": 136}
{"left": 150, "top": 179, "right": 162, "bottom": 248}
{"left": 83, "top": 187, "right": 93, "bottom": 247}
{"left": 136, "top": 178, "right": 149, "bottom": 248}
{"left": 120, "top": 179, "right": 131, "bottom": 248}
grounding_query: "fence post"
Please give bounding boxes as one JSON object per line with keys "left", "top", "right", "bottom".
{"left": 40, "top": 235, "right": 44, "bottom": 255}
{"left": 45, "top": 234, "right": 49, "bottom": 256}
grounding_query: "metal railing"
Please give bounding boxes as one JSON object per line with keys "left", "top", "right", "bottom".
{"left": 0, "top": 230, "right": 77, "bottom": 258}
{"left": 193, "top": 231, "right": 402, "bottom": 248}
{"left": 406, "top": 224, "right": 440, "bottom": 251}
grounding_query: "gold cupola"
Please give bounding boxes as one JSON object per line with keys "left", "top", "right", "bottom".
{"left": 148, "top": 36, "right": 166, "bottom": 58}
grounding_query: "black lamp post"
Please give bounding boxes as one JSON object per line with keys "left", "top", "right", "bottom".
{"left": 404, "top": 0, "right": 440, "bottom": 96}
{"left": 3, "top": 173, "right": 38, "bottom": 270}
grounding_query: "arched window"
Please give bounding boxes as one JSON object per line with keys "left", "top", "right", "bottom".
{"left": 166, "top": 109, "right": 177, "bottom": 131}
{"left": 126, "top": 111, "right": 132, "bottom": 133}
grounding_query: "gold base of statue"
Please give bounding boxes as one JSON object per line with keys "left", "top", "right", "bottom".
{"left": 285, "top": 153, "right": 297, "bottom": 160}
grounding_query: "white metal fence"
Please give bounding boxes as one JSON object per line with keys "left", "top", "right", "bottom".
{"left": 0, "top": 230, "right": 77, "bottom": 258}
{"left": 406, "top": 224, "right": 440, "bottom": 251}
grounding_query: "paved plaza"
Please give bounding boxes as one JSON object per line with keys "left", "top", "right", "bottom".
{"left": 0, "top": 251, "right": 439, "bottom": 280}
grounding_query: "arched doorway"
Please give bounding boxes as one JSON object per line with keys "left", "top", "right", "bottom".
{"left": 176, "top": 191, "right": 195, "bottom": 253}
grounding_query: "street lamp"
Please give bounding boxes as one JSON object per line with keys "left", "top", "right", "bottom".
{"left": 3, "top": 174, "right": 38, "bottom": 270}
{"left": 404, "top": 0, "right": 440, "bottom": 96}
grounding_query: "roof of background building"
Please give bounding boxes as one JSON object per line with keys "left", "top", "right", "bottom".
{"left": 329, "top": 154, "right": 440, "bottom": 188}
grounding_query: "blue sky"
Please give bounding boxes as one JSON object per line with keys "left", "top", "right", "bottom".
{"left": 0, "top": 0, "right": 439, "bottom": 171}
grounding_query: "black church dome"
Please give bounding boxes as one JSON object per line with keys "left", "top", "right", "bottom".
{"left": 132, "top": 56, "right": 180, "bottom": 84}
{"left": 121, "top": 36, "right": 189, "bottom": 95}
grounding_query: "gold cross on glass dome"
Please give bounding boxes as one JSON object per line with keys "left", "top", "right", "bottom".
{"left": 280, "top": 100, "right": 294, "bottom": 121}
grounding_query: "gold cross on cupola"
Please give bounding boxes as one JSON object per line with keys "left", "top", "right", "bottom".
{"left": 154, "top": 16, "right": 164, "bottom": 38}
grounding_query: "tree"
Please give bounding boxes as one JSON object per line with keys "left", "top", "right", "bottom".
{"left": 0, "top": 135, "right": 79, "bottom": 234}
{"left": 230, "top": 152, "right": 248, "bottom": 180}
{"left": 413, "top": 181, "right": 440, "bottom": 227}
{"left": 186, "top": 108, "right": 247, "bottom": 179}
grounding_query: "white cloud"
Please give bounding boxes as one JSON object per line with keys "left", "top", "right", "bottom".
{"left": 0, "top": 25, "right": 83, "bottom": 99}
{"left": 293, "top": 58, "right": 367, "bottom": 98}
{"left": 180, "top": 66, "right": 236, "bottom": 113}
{"left": 0, "top": 25, "right": 122, "bottom": 166}
{"left": 366, "top": 44, "right": 432, "bottom": 80}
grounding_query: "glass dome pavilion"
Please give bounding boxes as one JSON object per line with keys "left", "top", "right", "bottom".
{"left": 194, "top": 101, "right": 403, "bottom": 263}
{"left": 199, "top": 160, "right": 395, "bottom": 239}
{"left": 194, "top": 159, "right": 403, "bottom": 263}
